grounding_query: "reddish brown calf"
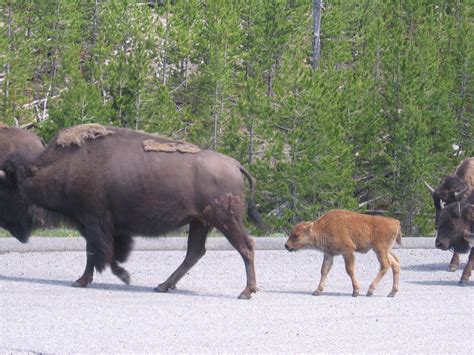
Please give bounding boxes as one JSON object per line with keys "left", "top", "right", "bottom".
{"left": 285, "top": 210, "right": 402, "bottom": 297}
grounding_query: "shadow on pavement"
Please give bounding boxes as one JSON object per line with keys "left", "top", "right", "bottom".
{"left": 265, "top": 289, "right": 351, "bottom": 297}
{"left": 407, "top": 280, "right": 473, "bottom": 287}
{"left": 0, "top": 274, "right": 237, "bottom": 299}
{"left": 402, "top": 263, "right": 465, "bottom": 272}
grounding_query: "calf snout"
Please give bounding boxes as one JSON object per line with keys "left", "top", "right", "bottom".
{"left": 285, "top": 243, "right": 294, "bottom": 252}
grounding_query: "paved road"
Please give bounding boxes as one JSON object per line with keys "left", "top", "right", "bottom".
{"left": 1, "top": 248, "right": 473, "bottom": 353}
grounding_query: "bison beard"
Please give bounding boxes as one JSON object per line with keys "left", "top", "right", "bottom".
{"left": 0, "top": 124, "right": 266, "bottom": 299}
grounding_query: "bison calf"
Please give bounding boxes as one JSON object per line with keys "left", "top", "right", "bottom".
{"left": 285, "top": 210, "right": 401, "bottom": 297}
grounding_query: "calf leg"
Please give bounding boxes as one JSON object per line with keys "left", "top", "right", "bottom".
{"left": 313, "top": 253, "right": 333, "bottom": 296}
{"left": 343, "top": 252, "right": 360, "bottom": 297}
{"left": 459, "top": 248, "right": 474, "bottom": 285}
{"left": 448, "top": 252, "right": 460, "bottom": 272}
{"left": 155, "top": 221, "right": 210, "bottom": 293}
{"left": 387, "top": 251, "right": 400, "bottom": 297}
{"left": 367, "top": 250, "right": 391, "bottom": 296}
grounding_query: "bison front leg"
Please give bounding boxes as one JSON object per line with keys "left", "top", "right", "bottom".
{"left": 155, "top": 221, "right": 210, "bottom": 293}
{"left": 448, "top": 252, "right": 460, "bottom": 272}
{"left": 459, "top": 248, "right": 474, "bottom": 286}
{"left": 71, "top": 242, "right": 95, "bottom": 287}
{"left": 313, "top": 253, "right": 333, "bottom": 296}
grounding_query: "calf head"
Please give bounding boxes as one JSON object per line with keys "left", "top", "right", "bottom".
{"left": 285, "top": 222, "right": 313, "bottom": 251}
{"left": 435, "top": 197, "right": 473, "bottom": 254}
{"left": 0, "top": 153, "right": 37, "bottom": 242}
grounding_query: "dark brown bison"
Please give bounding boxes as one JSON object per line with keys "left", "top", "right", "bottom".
{"left": 435, "top": 191, "right": 473, "bottom": 285}
{"left": 285, "top": 210, "right": 401, "bottom": 297}
{"left": 0, "top": 124, "right": 266, "bottom": 299}
{"left": 0, "top": 125, "right": 44, "bottom": 233}
{"left": 0, "top": 125, "right": 44, "bottom": 164}
{"left": 424, "top": 158, "right": 473, "bottom": 271}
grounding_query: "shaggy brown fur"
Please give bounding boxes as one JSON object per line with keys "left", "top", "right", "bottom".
{"left": 142, "top": 139, "right": 201, "bottom": 154}
{"left": 0, "top": 124, "right": 265, "bottom": 300}
{"left": 285, "top": 210, "right": 401, "bottom": 297}
{"left": 56, "top": 123, "right": 115, "bottom": 147}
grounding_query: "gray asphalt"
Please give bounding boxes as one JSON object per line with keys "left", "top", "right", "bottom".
{"left": 1, "top": 239, "right": 473, "bottom": 353}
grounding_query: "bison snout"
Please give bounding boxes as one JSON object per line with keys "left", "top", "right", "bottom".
{"left": 435, "top": 239, "right": 449, "bottom": 251}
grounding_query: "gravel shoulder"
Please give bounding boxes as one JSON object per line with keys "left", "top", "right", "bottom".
{"left": 1, "top": 247, "right": 473, "bottom": 353}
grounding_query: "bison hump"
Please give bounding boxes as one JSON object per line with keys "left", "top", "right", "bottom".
{"left": 142, "top": 139, "right": 201, "bottom": 154}
{"left": 56, "top": 124, "right": 115, "bottom": 147}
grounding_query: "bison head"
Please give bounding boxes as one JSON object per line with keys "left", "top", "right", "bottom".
{"left": 435, "top": 193, "right": 473, "bottom": 254}
{"left": 424, "top": 176, "right": 469, "bottom": 225}
{"left": 285, "top": 222, "right": 313, "bottom": 252}
{"left": 0, "top": 153, "right": 37, "bottom": 242}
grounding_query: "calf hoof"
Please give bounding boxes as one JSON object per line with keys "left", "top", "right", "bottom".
{"left": 237, "top": 292, "right": 252, "bottom": 300}
{"left": 352, "top": 291, "right": 359, "bottom": 297}
{"left": 366, "top": 290, "right": 374, "bottom": 297}
{"left": 238, "top": 286, "right": 256, "bottom": 300}
{"left": 387, "top": 290, "right": 398, "bottom": 297}
{"left": 312, "top": 290, "right": 322, "bottom": 296}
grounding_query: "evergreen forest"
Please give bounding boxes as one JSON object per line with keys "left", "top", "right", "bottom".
{"left": 0, "top": 0, "right": 472, "bottom": 235}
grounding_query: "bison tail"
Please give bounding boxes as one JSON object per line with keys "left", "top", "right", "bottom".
{"left": 240, "top": 166, "right": 268, "bottom": 232}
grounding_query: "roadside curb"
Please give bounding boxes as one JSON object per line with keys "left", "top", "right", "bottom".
{"left": 0, "top": 236, "right": 435, "bottom": 253}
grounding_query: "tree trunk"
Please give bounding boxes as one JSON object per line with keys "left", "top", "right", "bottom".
{"left": 312, "top": 0, "right": 323, "bottom": 70}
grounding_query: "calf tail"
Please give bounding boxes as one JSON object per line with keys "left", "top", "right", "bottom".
{"left": 240, "top": 166, "right": 268, "bottom": 232}
{"left": 396, "top": 224, "right": 402, "bottom": 246}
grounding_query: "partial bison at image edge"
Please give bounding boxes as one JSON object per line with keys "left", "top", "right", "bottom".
{"left": 435, "top": 191, "right": 474, "bottom": 285}
{"left": 285, "top": 210, "right": 401, "bottom": 297}
{"left": 424, "top": 157, "right": 473, "bottom": 272}
{"left": 0, "top": 123, "right": 266, "bottom": 299}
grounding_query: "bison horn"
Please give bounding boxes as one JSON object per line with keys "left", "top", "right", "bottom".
{"left": 423, "top": 180, "right": 435, "bottom": 194}
{"left": 454, "top": 185, "right": 469, "bottom": 201}
{"left": 0, "top": 170, "right": 5, "bottom": 181}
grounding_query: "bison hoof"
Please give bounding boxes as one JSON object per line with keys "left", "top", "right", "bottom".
{"left": 458, "top": 279, "right": 469, "bottom": 286}
{"left": 387, "top": 290, "right": 397, "bottom": 297}
{"left": 71, "top": 280, "right": 90, "bottom": 288}
{"left": 118, "top": 270, "right": 131, "bottom": 285}
{"left": 154, "top": 283, "right": 175, "bottom": 293}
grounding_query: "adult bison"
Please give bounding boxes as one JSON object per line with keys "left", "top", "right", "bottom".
{"left": 435, "top": 191, "right": 473, "bottom": 285}
{"left": 0, "top": 125, "right": 44, "bottom": 232}
{"left": 0, "top": 125, "right": 44, "bottom": 164}
{"left": 424, "top": 158, "right": 473, "bottom": 271}
{"left": 0, "top": 124, "right": 266, "bottom": 299}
